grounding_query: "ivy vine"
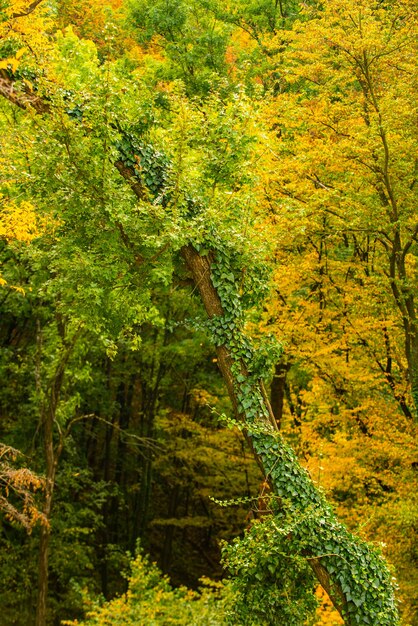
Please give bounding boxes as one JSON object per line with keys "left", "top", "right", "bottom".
{"left": 114, "top": 134, "right": 400, "bottom": 625}
{"left": 204, "top": 239, "right": 399, "bottom": 625}
{"left": 115, "top": 132, "right": 171, "bottom": 204}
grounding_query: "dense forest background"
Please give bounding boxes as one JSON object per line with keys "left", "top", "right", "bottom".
{"left": 0, "top": 0, "right": 417, "bottom": 624}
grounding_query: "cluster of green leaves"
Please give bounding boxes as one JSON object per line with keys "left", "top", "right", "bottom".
{"left": 251, "top": 432, "right": 399, "bottom": 624}
{"left": 63, "top": 546, "right": 231, "bottom": 626}
{"left": 128, "top": 0, "right": 231, "bottom": 95}
{"left": 116, "top": 133, "right": 172, "bottom": 203}
{"left": 224, "top": 519, "right": 318, "bottom": 626}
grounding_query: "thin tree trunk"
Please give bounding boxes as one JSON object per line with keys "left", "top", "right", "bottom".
{"left": 35, "top": 409, "right": 56, "bottom": 626}
{"left": 35, "top": 324, "right": 82, "bottom": 626}
{"left": 270, "top": 360, "right": 290, "bottom": 429}
{"left": 36, "top": 494, "right": 52, "bottom": 626}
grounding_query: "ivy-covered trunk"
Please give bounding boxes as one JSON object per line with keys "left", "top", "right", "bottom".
{"left": 0, "top": 71, "right": 399, "bottom": 624}
{"left": 113, "top": 148, "right": 399, "bottom": 622}
{"left": 181, "top": 244, "right": 399, "bottom": 626}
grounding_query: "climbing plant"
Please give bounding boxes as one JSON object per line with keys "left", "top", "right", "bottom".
{"left": 185, "top": 235, "right": 400, "bottom": 625}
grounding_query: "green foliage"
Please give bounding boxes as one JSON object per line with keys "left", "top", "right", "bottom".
{"left": 251, "top": 432, "right": 399, "bottom": 625}
{"left": 0, "top": 2, "right": 413, "bottom": 625}
{"left": 128, "top": 0, "right": 231, "bottom": 95}
{"left": 64, "top": 547, "right": 230, "bottom": 625}
{"left": 213, "top": 0, "right": 302, "bottom": 34}
{"left": 224, "top": 519, "right": 318, "bottom": 626}
{"left": 53, "top": 27, "right": 100, "bottom": 90}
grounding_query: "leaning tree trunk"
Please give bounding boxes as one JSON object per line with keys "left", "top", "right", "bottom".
{"left": 113, "top": 162, "right": 399, "bottom": 623}
{"left": 181, "top": 245, "right": 399, "bottom": 626}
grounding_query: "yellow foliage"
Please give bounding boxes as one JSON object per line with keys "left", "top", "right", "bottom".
{"left": 249, "top": 0, "right": 418, "bottom": 618}
{"left": 0, "top": 0, "right": 52, "bottom": 63}
{"left": 0, "top": 46, "right": 26, "bottom": 72}
{"left": 315, "top": 586, "right": 344, "bottom": 625}
{"left": 0, "top": 443, "right": 46, "bottom": 531}
{"left": 0, "top": 195, "right": 44, "bottom": 289}
{"left": 0, "top": 195, "right": 40, "bottom": 243}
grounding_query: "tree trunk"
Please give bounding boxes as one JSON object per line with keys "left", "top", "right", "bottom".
{"left": 181, "top": 244, "right": 398, "bottom": 626}
{"left": 35, "top": 413, "right": 55, "bottom": 626}
{"left": 270, "top": 360, "right": 290, "bottom": 429}
{"left": 36, "top": 502, "right": 52, "bottom": 626}
{"left": 389, "top": 233, "right": 418, "bottom": 419}
{"left": 411, "top": 331, "right": 418, "bottom": 417}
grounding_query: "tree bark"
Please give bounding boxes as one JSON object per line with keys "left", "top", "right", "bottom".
{"left": 180, "top": 245, "right": 349, "bottom": 620}
{"left": 270, "top": 360, "right": 290, "bottom": 429}
{"left": 35, "top": 404, "right": 58, "bottom": 626}
{"left": 36, "top": 490, "right": 52, "bottom": 626}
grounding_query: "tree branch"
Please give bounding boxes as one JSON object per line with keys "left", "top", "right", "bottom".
{"left": 0, "top": 70, "right": 50, "bottom": 114}
{"left": 12, "top": 0, "right": 45, "bottom": 18}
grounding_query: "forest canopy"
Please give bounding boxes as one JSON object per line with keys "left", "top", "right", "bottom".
{"left": 0, "top": 0, "right": 417, "bottom": 624}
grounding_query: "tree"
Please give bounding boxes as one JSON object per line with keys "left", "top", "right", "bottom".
{"left": 0, "top": 1, "right": 404, "bottom": 623}
{"left": 260, "top": 0, "right": 418, "bottom": 416}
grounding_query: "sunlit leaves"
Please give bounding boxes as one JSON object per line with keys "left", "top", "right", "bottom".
{"left": 0, "top": 196, "right": 39, "bottom": 243}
